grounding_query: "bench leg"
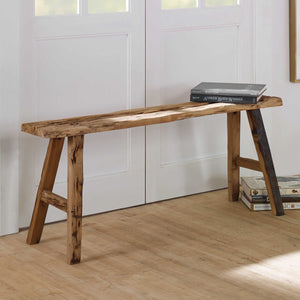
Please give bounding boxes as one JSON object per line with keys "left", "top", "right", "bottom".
{"left": 26, "top": 138, "right": 64, "bottom": 244}
{"left": 227, "top": 111, "right": 241, "bottom": 201}
{"left": 67, "top": 135, "right": 84, "bottom": 264}
{"left": 247, "top": 109, "right": 284, "bottom": 216}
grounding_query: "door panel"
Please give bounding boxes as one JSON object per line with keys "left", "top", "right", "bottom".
{"left": 19, "top": 0, "right": 145, "bottom": 226}
{"left": 146, "top": 0, "right": 254, "bottom": 202}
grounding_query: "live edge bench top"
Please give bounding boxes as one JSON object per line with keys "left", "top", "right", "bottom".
{"left": 21, "top": 96, "right": 282, "bottom": 138}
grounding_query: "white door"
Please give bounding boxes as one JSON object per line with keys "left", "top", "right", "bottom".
{"left": 19, "top": 0, "right": 145, "bottom": 226}
{"left": 146, "top": 0, "right": 254, "bottom": 202}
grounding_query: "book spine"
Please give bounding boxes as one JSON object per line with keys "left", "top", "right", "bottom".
{"left": 190, "top": 94, "right": 257, "bottom": 104}
{"left": 242, "top": 191, "right": 300, "bottom": 203}
{"left": 246, "top": 188, "right": 300, "bottom": 196}
{"left": 246, "top": 194, "right": 269, "bottom": 203}
{"left": 251, "top": 201, "right": 300, "bottom": 211}
{"left": 240, "top": 193, "right": 300, "bottom": 211}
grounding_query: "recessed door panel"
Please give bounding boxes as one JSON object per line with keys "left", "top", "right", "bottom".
{"left": 19, "top": 0, "right": 145, "bottom": 226}
{"left": 146, "top": 0, "right": 254, "bottom": 202}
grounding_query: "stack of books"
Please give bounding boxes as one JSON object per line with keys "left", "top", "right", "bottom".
{"left": 240, "top": 176, "right": 300, "bottom": 211}
{"left": 190, "top": 82, "right": 266, "bottom": 104}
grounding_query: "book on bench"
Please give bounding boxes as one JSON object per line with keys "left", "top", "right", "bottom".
{"left": 190, "top": 82, "right": 266, "bottom": 104}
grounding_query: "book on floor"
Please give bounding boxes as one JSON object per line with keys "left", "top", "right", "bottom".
{"left": 190, "top": 82, "right": 266, "bottom": 104}
{"left": 241, "top": 190, "right": 300, "bottom": 204}
{"left": 240, "top": 191, "right": 300, "bottom": 211}
{"left": 241, "top": 176, "right": 300, "bottom": 198}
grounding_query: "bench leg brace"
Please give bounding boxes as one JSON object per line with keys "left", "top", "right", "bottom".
{"left": 26, "top": 138, "right": 64, "bottom": 244}
{"left": 67, "top": 135, "right": 84, "bottom": 264}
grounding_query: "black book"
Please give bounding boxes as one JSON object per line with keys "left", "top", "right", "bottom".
{"left": 190, "top": 82, "right": 266, "bottom": 104}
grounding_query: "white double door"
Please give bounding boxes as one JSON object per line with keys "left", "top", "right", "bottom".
{"left": 19, "top": 0, "right": 253, "bottom": 227}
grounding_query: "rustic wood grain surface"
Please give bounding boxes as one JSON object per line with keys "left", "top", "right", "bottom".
{"left": 67, "top": 135, "right": 84, "bottom": 264}
{"left": 227, "top": 111, "right": 241, "bottom": 202}
{"left": 26, "top": 138, "right": 64, "bottom": 245}
{"left": 247, "top": 110, "right": 284, "bottom": 216}
{"left": 21, "top": 96, "right": 282, "bottom": 138}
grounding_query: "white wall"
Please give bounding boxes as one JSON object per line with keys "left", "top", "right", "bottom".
{"left": 0, "top": 0, "right": 20, "bottom": 235}
{"left": 240, "top": 0, "right": 299, "bottom": 179}
{"left": 269, "top": 0, "right": 300, "bottom": 177}
{"left": 251, "top": 0, "right": 300, "bottom": 177}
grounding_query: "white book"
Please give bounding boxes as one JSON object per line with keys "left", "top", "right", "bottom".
{"left": 241, "top": 175, "right": 300, "bottom": 197}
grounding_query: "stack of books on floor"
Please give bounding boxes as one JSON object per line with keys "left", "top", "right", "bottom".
{"left": 190, "top": 82, "right": 266, "bottom": 104}
{"left": 240, "top": 176, "right": 300, "bottom": 211}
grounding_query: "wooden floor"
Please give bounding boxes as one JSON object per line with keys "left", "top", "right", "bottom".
{"left": 1, "top": 189, "right": 300, "bottom": 299}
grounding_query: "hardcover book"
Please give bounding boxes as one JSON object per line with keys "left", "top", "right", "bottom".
{"left": 241, "top": 176, "right": 300, "bottom": 197}
{"left": 240, "top": 192, "right": 300, "bottom": 211}
{"left": 190, "top": 82, "right": 266, "bottom": 104}
{"left": 241, "top": 190, "right": 300, "bottom": 204}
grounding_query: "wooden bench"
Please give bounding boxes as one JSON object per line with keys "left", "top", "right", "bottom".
{"left": 22, "top": 96, "right": 284, "bottom": 264}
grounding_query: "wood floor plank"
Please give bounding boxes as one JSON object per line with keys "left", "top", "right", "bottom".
{"left": 1, "top": 189, "right": 300, "bottom": 299}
